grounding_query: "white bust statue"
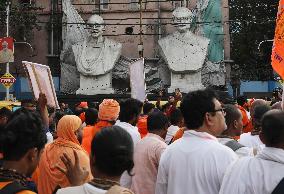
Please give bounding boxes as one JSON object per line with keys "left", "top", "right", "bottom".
{"left": 158, "top": 7, "right": 210, "bottom": 92}
{"left": 72, "top": 15, "right": 122, "bottom": 95}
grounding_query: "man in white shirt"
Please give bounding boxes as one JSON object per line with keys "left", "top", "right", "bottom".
{"left": 165, "top": 109, "right": 184, "bottom": 144}
{"left": 239, "top": 104, "right": 271, "bottom": 154}
{"left": 218, "top": 104, "right": 254, "bottom": 157}
{"left": 115, "top": 98, "right": 142, "bottom": 146}
{"left": 155, "top": 89, "right": 237, "bottom": 194}
{"left": 220, "top": 110, "right": 284, "bottom": 194}
{"left": 115, "top": 98, "right": 143, "bottom": 188}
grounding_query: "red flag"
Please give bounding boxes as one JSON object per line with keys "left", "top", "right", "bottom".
{"left": 272, "top": 0, "right": 284, "bottom": 79}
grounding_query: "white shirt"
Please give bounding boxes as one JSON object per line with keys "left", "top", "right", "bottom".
{"left": 57, "top": 183, "right": 106, "bottom": 194}
{"left": 239, "top": 132, "right": 265, "bottom": 154}
{"left": 46, "top": 131, "right": 53, "bottom": 144}
{"left": 218, "top": 137, "right": 254, "bottom": 157}
{"left": 115, "top": 120, "right": 141, "bottom": 146}
{"left": 115, "top": 120, "right": 141, "bottom": 188}
{"left": 220, "top": 147, "right": 284, "bottom": 194}
{"left": 155, "top": 130, "right": 237, "bottom": 194}
{"left": 165, "top": 125, "right": 179, "bottom": 144}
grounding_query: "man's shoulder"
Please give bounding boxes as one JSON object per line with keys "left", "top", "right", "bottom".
{"left": 206, "top": 140, "right": 238, "bottom": 158}
{"left": 56, "top": 184, "right": 85, "bottom": 194}
{"left": 159, "top": 31, "right": 209, "bottom": 45}
{"left": 104, "top": 38, "right": 122, "bottom": 49}
{"left": 239, "top": 132, "right": 253, "bottom": 142}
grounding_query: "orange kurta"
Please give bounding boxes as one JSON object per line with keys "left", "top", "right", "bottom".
{"left": 238, "top": 105, "right": 249, "bottom": 129}
{"left": 38, "top": 115, "right": 91, "bottom": 194}
{"left": 137, "top": 115, "right": 148, "bottom": 138}
{"left": 172, "top": 128, "right": 184, "bottom": 142}
{"left": 81, "top": 125, "right": 95, "bottom": 155}
{"left": 243, "top": 119, "right": 253, "bottom": 133}
{"left": 82, "top": 121, "right": 113, "bottom": 155}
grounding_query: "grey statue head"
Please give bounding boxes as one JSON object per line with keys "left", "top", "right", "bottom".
{"left": 87, "top": 15, "right": 105, "bottom": 38}
{"left": 172, "top": 7, "right": 194, "bottom": 32}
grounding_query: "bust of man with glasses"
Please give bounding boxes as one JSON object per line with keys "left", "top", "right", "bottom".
{"left": 159, "top": 7, "right": 221, "bottom": 93}
{"left": 72, "top": 14, "right": 122, "bottom": 95}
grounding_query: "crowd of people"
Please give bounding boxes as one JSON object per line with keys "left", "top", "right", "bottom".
{"left": 0, "top": 88, "right": 283, "bottom": 194}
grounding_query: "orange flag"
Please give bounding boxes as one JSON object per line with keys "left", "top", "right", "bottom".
{"left": 272, "top": 0, "right": 284, "bottom": 79}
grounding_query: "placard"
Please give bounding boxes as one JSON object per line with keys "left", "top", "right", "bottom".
{"left": 22, "top": 61, "right": 59, "bottom": 109}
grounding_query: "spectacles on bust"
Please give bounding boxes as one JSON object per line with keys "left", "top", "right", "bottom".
{"left": 210, "top": 108, "right": 226, "bottom": 115}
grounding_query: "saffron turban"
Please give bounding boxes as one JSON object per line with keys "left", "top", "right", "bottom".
{"left": 78, "top": 101, "right": 88, "bottom": 108}
{"left": 98, "top": 99, "right": 120, "bottom": 121}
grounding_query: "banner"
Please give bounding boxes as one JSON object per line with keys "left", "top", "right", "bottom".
{"left": 129, "top": 58, "right": 146, "bottom": 102}
{"left": 22, "top": 61, "right": 59, "bottom": 109}
{"left": 0, "top": 37, "right": 14, "bottom": 63}
{"left": 271, "top": 0, "right": 284, "bottom": 79}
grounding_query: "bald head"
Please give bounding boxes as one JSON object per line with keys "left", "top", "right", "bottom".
{"left": 260, "top": 110, "right": 284, "bottom": 148}
{"left": 87, "top": 14, "right": 105, "bottom": 38}
{"left": 223, "top": 104, "right": 243, "bottom": 136}
{"left": 88, "top": 15, "right": 104, "bottom": 25}
{"left": 250, "top": 99, "right": 267, "bottom": 117}
{"left": 271, "top": 101, "right": 282, "bottom": 110}
{"left": 172, "top": 7, "right": 194, "bottom": 32}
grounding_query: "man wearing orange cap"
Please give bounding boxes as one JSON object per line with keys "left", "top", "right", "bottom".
{"left": 81, "top": 99, "right": 120, "bottom": 155}
{"left": 137, "top": 102, "right": 155, "bottom": 138}
{"left": 236, "top": 96, "right": 250, "bottom": 134}
{"left": 81, "top": 108, "right": 98, "bottom": 154}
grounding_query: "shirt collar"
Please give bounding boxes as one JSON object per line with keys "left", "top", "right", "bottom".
{"left": 116, "top": 120, "right": 137, "bottom": 129}
{"left": 257, "top": 147, "right": 284, "bottom": 164}
{"left": 146, "top": 133, "right": 165, "bottom": 142}
{"left": 183, "top": 130, "right": 218, "bottom": 141}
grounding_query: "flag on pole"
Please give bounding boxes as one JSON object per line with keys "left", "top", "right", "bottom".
{"left": 129, "top": 58, "right": 146, "bottom": 102}
{"left": 271, "top": 0, "right": 284, "bottom": 79}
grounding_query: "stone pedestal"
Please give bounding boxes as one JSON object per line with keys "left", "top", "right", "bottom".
{"left": 76, "top": 73, "right": 114, "bottom": 95}
{"left": 168, "top": 71, "right": 205, "bottom": 93}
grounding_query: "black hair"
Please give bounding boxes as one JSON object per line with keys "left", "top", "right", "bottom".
{"left": 85, "top": 108, "right": 98, "bottom": 125}
{"left": 236, "top": 95, "right": 247, "bottom": 107}
{"left": 180, "top": 89, "right": 217, "bottom": 129}
{"left": 88, "top": 101, "right": 99, "bottom": 109}
{"left": 0, "top": 108, "right": 47, "bottom": 160}
{"left": 91, "top": 125, "right": 134, "bottom": 176}
{"left": 253, "top": 104, "right": 271, "bottom": 125}
{"left": 47, "top": 107, "right": 55, "bottom": 115}
{"left": 161, "top": 102, "right": 171, "bottom": 112}
{"left": 147, "top": 111, "right": 169, "bottom": 132}
{"left": 143, "top": 102, "right": 155, "bottom": 115}
{"left": 54, "top": 110, "right": 66, "bottom": 126}
{"left": 119, "top": 98, "right": 143, "bottom": 122}
{"left": 224, "top": 104, "right": 242, "bottom": 127}
{"left": 21, "top": 99, "right": 36, "bottom": 106}
{"left": 0, "top": 107, "right": 12, "bottom": 118}
{"left": 261, "top": 110, "right": 284, "bottom": 146}
{"left": 169, "top": 108, "right": 183, "bottom": 126}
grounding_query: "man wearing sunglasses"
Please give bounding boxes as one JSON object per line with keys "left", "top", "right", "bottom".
{"left": 155, "top": 89, "right": 237, "bottom": 194}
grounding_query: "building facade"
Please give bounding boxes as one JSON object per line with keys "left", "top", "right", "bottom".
{"left": 0, "top": 0, "right": 232, "bottom": 99}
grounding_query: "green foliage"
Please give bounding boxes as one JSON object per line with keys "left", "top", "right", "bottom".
{"left": 0, "top": 2, "right": 42, "bottom": 41}
{"left": 230, "top": 0, "right": 278, "bottom": 80}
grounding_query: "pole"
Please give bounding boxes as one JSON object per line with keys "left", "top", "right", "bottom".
{"left": 6, "top": 2, "right": 10, "bottom": 101}
{"left": 51, "top": 0, "right": 54, "bottom": 55}
{"left": 139, "top": 0, "right": 143, "bottom": 57}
